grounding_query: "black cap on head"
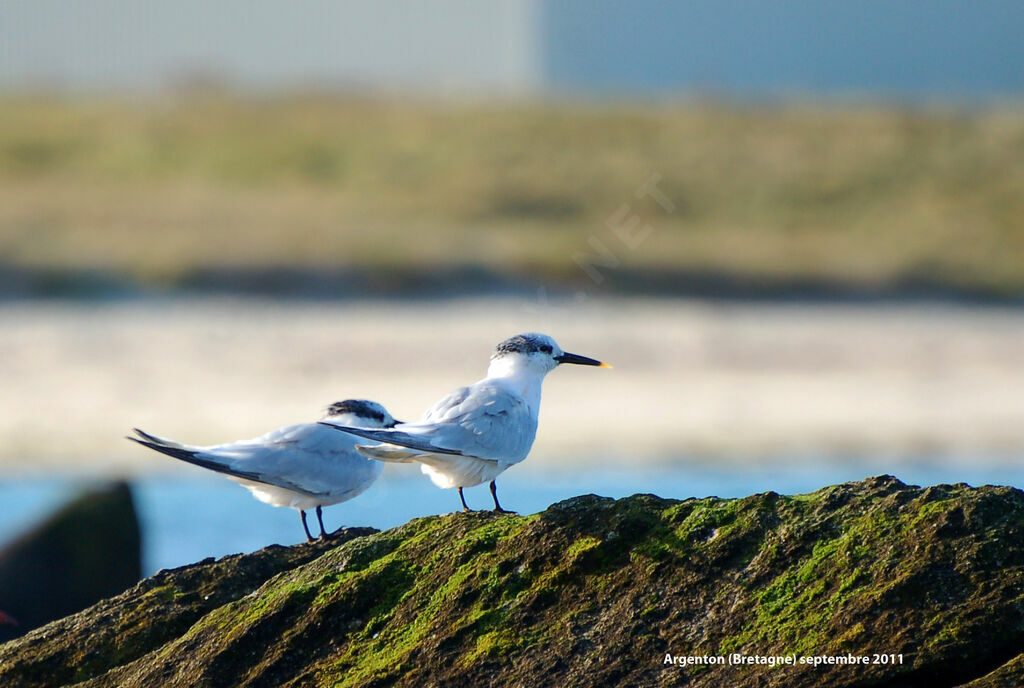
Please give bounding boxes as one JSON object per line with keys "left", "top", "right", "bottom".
{"left": 326, "top": 399, "right": 388, "bottom": 425}
{"left": 492, "top": 333, "right": 555, "bottom": 358}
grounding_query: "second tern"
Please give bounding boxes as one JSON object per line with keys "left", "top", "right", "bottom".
{"left": 129, "top": 399, "right": 398, "bottom": 541}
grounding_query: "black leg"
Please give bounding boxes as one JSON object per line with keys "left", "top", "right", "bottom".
{"left": 490, "top": 480, "right": 514, "bottom": 513}
{"left": 316, "top": 505, "right": 332, "bottom": 539}
{"left": 300, "top": 510, "right": 314, "bottom": 542}
{"left": 458, "top": 487, "right": 474, "bottom": 512}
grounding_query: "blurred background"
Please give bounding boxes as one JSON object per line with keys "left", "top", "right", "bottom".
{"left": 1, "top": 0, "right": 1023, "bottom": 636}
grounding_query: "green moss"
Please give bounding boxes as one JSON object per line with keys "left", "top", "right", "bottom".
{"left": 312, "top": 512, "right": 538, "bottom": 687}
{"left": 564, "top": 536, "right": 602, "bottom": 559}
{"left": 461, "top": 629, "right": 518, "bottom": 666}
{"left": 145, "top": 583, "right": 184, "bottom": 603}
{"left": 715, "top": 481, "right": 972, "bottom": 657}
{"left": 10, "top": 478, "right": 1024, "bottom": 688}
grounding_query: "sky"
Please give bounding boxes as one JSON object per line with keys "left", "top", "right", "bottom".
{"left": 2, "top": 0, "right": 1023, "bottom": 99}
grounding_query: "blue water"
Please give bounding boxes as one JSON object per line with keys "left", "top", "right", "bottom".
{"left": 2, "top": 457, "right": 1023, "bottom": 576}
{"left": 541, "top": 0, "right": 1024, "bottom": 99}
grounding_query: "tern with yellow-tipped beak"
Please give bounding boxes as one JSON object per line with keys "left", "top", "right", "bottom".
{"left": 321, "top": 333, "right": 609, "bottom": 513}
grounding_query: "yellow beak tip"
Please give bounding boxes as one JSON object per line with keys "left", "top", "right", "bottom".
{"left": 598, "top": 362, "right": 613, "bottom": 369}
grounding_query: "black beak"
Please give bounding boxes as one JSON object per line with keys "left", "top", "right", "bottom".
{"left": 554, "top": 352, "right": 610, "bottom": 367}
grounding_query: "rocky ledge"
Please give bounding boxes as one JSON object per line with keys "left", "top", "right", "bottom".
{"left": 2, "top": 476, "right": 1024, "bottom": 688}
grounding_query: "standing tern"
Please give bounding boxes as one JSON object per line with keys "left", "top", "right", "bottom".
{"left": 128, "top": 399, "right": 398, "bottom": 541}
{"left": 321, "top": 333, "right": 608, "bottom": 512}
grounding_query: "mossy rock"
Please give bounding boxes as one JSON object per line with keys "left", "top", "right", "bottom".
{"left": 3, "top": 476, "right": 1024, "bottom": 687}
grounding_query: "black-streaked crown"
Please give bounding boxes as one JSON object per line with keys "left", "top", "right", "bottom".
{"left": 326, "top": 399, "right": 389, "bottom": 425}
{"left": 491, "top": 333, "right": 555, "bottom": 358}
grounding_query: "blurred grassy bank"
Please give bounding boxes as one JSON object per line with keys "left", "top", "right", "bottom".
{"left": 1, "top": 95, "right": 1023, "bottom": 297}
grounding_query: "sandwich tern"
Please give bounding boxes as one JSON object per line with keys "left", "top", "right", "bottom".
{"left": 128, "top": 399, "right": 398, "bottom": 541}
{"left": 322, "top": 333, "right": 608, "bottom": 512}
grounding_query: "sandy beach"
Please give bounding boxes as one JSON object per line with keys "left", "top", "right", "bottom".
{"left": 1, "top": 296, "right": 1022, "bottom": 476}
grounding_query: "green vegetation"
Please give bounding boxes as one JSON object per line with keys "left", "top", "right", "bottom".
{"left": 1, "top": 95, "right": 1023, "bottom": 294}
{"left": 3, "top": 479, "right": 1024, "bottom": 686}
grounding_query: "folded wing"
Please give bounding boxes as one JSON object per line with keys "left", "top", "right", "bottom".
{"left": 323, "top": 382, "right": 537, "bottom": 466}
{"left": 128, "top": 424, "right": 360, "bottom": 497}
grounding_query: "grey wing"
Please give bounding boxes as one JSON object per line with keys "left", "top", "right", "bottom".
{"left": 399, "top": 384, "right": 537, "bottom": 464}
{"left": 419, "top": 385, "right": 473, "bottom": 423}
{"left": 321, "top": 386, "right": 480, "bottom": 457}
{"left": 201, "top": 423, "right": 366, "bottom": 497}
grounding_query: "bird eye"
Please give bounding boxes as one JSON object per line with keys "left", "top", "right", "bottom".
{"left": 539, "top": 345, "right": 553, "bottom": 354}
